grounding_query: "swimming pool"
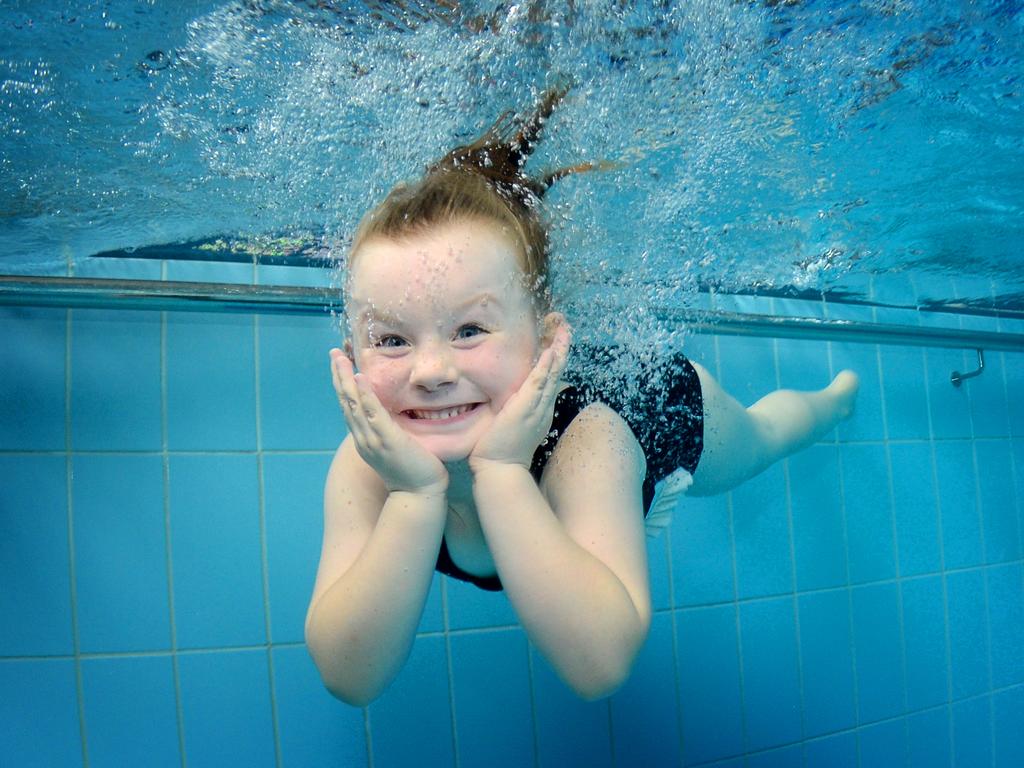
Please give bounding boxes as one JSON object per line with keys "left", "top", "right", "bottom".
{"left": 2, "top": 2, "right": 1023, "bottom": 767}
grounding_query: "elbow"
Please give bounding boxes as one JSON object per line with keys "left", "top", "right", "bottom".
{"left": 310, "top": 652, "right": 387, "bottom": 707}
{"left": 568, "top": 637, "right": 646, "bottom": 701}
{"left": 574, "top": 675, "right": 627, "bottom": 702}
{"left": 321, "top": 676, "right": 381, "bottom": 708}
{"left": 305, "top": 626, "right": 386, "bottom": 707}
{"left": 568, "top": 614, "right": 649, "bottom": 701}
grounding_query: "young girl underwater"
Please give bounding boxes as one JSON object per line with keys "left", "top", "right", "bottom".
{"left": 305, "top": 86, "right": 860, "bottom": 705}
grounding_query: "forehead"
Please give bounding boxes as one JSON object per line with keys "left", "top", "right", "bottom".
{"left": 347, "top": 220, "right": 527, "bottom": 308}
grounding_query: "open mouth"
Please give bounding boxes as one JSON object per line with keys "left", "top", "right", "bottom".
{"left": 402, "top": 403, "right": 481, "bottom": 421}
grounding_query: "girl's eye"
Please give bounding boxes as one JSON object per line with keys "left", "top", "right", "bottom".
{"left": 373, "top": 334, "right": 407, "bottom": 349}
{"left": 455, "top": 324, "right": 487, "bottom": 340}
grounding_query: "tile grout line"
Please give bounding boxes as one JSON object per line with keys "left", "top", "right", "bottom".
{"left": 960, "top": 320, "right": 998, "bottom": 768}
{"left": 66, "top": 308, "right": 90, "bottom": 768}
{"left": 160, "top": 305, "right": 188, "bottom": 768}
{"left": 920, "top": 342, "right": 957, "bottom": 767}
{"left": 252, "top": 314, "right": 284, "bottom": 768}
{"left": 866, "top": 292, "right": 911, "bottom": 764}
{"left": 825, "top": 322, "right": 865, "bottom": 763}
{"left": 663, "top": 529, "right": 687, "bottom": 767}
{"left": 441, "top": 577, "right": 461, "bottom": 768}
{"left": 770, "top": 322, "right": 809, "bottom": 755}
{"left": 711, "top": 325, "right": 751, "bottom": 758}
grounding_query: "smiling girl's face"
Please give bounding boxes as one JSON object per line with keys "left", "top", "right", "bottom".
{"left": 346, "top": 218, "right": 556, "bottom": 463}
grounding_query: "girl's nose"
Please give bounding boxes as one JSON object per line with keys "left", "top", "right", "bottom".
{"left": 409, "top": 343, "right": 457, "bottom": 391}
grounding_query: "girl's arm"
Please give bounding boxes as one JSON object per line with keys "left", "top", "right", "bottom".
{"left": 304, "top": 438, "right": 447, "bottom": 706}
{"left": 471, "top": 403, "right": 650, "bottom": 700}
{"left": 306, "top": 350, "right": 450, "bottom": 706}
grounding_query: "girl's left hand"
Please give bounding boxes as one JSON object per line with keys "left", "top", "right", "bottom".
{"left": 469, "top": 318, "right": 572, "bottom": 472}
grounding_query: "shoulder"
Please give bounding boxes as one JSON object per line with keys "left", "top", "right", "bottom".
{"left": 550, "top": 400, "right": 645, "bottom": 472}
{"left": 539, "top": 400, "right": 646, "bottom": 519}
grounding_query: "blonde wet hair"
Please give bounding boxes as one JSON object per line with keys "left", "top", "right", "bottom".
{"left": 349, "top": 84, "right": 608, "bottom": 311}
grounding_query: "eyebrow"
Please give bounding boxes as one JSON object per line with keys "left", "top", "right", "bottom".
{"left": 354, "top": 292, "right": 505, "bottom": 327}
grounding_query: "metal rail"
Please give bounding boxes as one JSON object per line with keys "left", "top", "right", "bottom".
{"left": 2, "top": 275, "right": 1023, "bottom": 352}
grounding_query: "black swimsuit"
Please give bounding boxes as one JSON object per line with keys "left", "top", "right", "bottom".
{"left": 435, "top": 351, "right": 705, "bottom": 592}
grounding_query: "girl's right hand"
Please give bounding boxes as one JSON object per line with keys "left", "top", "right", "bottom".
{"left": 329, "top": 349, "right": 449, "bottom": 496}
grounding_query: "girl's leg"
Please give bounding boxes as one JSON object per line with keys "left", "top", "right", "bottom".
{"left": 687, "top": 362, "right": 859, "bottom": 497}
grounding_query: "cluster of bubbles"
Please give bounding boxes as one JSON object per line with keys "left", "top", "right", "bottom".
{"left": 3, "top": 2, "right": 1022, "bottom": 316}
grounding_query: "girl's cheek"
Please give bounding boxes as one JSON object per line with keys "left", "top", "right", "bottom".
{"left": 361, "top": 359, "right": 404, "bottom": 402}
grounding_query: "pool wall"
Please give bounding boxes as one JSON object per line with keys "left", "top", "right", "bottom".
{"left": 1, "top": 264, "right": 1023, "bottom": 767}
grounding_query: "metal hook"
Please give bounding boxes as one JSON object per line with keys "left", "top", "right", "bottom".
{"left": 951, "top": 349, "right": 985, "bottom": 387}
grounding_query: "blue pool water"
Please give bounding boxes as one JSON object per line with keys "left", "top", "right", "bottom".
{"left": 1, "top": 2, "right": 1023, "bottom": 767}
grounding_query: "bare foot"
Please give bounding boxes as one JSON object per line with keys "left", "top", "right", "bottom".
{"left": 827, "top": 370, "right": 860, "bottom": 420}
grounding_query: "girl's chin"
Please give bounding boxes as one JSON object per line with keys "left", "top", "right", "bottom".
{"left": 409, "top": 435, "right": 475, "bottom": 465}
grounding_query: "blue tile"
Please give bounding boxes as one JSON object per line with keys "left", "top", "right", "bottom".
{"left": 701, "top": 760, "right": 744, "bottom": 768}
{"left": 419, "top": 576, "right": 444, "bottom": 635}
{"left": 933, "top": 442, "right": 984, "bottom": 570}
{"left": 1014, "top": 440, "right": 1024, "bottom": 555}
{"left": 852, "top": 583, "right": 905, "bottom": 723}
{"left": 967, "top": 352, "right": 1010, "bottom": 438}
{"left": 166, "top": 312, "right": 256, "bottom": 451}
{"left": 178, "top": 649, "right": 276, "bottom": 768}
{"left": 0, "top": 659, "right": 82, "bottom": 768}
{"left": 880, "top": 346, "right": 931, "bottom": 440}
{"left": 975, "top": 441, "right": 1021, "bottom": 565}
{"left": 166, "top": 259, "right": 254, "bottom": 285}
{"left": 0, "top": 308, "right": 66, "bottom": 450}
{"left": 170, "top": 455, "right": 266, "bottom": 648}
{"left": 681, "top": 331, "right": 716, "bottom": 374}
{"left": 828, "top": 342, "right": 886, "bottom": 443}
{"left": 0, "top": 455, "right": 73, "bottom": 656}
{"left": 273, "top": 645, "right": 368, "bottom": 768}
{"left": 715, "top": 335, "right": 778, "bottom": 410}
{"left": 987, "top": 563, "right": 1024, "bottom": 688}
{"left": 648, "top": 532, "right": 671, "bottom": 611}
{"left": 670, "top": 493, "right": 734, "bottom": 607}
{"left": 952, "top": 696, "right": 991, "bottom": 768}
{"left": 901, "top": 576, "right": 949, "bottom": 711}
{"left": 1004, "top": 353, "right": 1024, "bottom": 437}
{"left": 993, "top": 686, "right": 1024, "bottom": 768}
{"left": 745, "top": 744, "right": 803, "bottom": 768}
{"left": 259, "top": 315, "right": 345, "bottom": 451}
{"left": 677, "top": 605, "right": 744, "bottom": 765}
{"left": 256, "top": 263, "right": 335, "bottom": 288}
{"left": 773, "top": 298, "right": 826, "bottom": 320}
{"left": 445, "top": 574, "right": 518, "bottom": 630}
{"left": 926, "top": 348, "right": 974, "bottom": 439}
{"left": 70, "top": 310, "right": 162, "bottom": 451}
{"left": 532, "top": 647, "right": 612, "bottom": 768}
{"left": 805, "top": 731, "right": 857, "bottom": 768}
{"left": 74, "top": 256, "right": 163, "bottom": 281}
{"left": 739, "top": 597, "right": 802, "bottom": 751}
{"left": 611, "top": 613, "right": 680, "bottom": 768}
{"left": 775, "top": 337, "right": 832, "bottom": 394}
{"left": 790, "top": 446, "right": 847, "bottom": 591}
{"left": 450, "top": 629, "right": 533, "bottom": 768}
{"left": 81, "top": 656, "right": 179, "bottom": 767}
{"left": 858, "top": 718, "right": 906, "bottom": 766}
{"left": 946, "top": 569, "right": 991, "bottom": 699}
{"left": 906, "top": 707, "right": 950, "bottom": 768}
{"left": 840, "top": 444, "right": 897, "bottom": 584}
{"left": 890, "top": 443, "right": 942, "bottom": 578}
{"left": 263, "top": 454, "right": 333, "bottom": 644}
{"left": 370, "top": 635, "right": 453, "bottom": 768}
{"left": 732, "top": 464, "right": 792, "bottom": 600}
{"left": 799, "top": 590, "right": 856, "bottom": 737}
{"left": 73, "top": 454, "right": 170, "bottom": 653}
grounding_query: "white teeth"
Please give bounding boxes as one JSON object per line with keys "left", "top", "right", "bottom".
{"left": 410, "top": 404, "right": 474, "bottom": 420}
